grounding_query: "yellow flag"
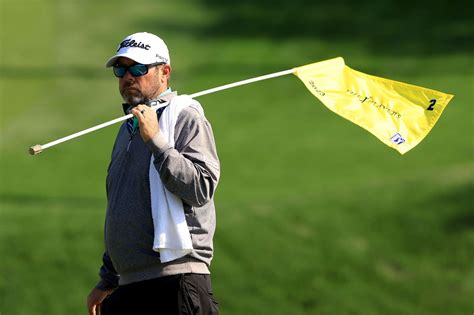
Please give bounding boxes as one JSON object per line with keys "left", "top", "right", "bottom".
{"left": 293, "top": 57, "right": 453, "bottom": 154}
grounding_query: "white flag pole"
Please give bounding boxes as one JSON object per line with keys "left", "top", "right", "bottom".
{"left": 189, "top": 69, "right": 294, "bottom": 98}
{"left": 29, "top": 68, "right": 294, "bottom": 155}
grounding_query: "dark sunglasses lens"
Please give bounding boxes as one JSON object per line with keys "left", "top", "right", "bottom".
{"left": 129, "top": 64, "right": 148, "bottom": 77}
{"left": 113, "top": 67, "right": 126, "bottom": 78}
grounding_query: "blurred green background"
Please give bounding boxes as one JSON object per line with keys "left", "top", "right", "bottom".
{"left": 1, "top": 0, "right": 473, "bottom": 314}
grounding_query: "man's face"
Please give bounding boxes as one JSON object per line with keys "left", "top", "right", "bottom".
{"left": 117, "top": 57, "right": 170, "bottom": 105}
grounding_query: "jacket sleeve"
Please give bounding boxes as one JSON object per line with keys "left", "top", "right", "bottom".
{"left": 146, "top": 106, "right": 220, "bottom": 207}
{"left": 95, "top": 251, "right": 120, "bottom": 291}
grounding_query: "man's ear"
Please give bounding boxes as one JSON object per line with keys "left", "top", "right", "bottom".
{"left": 161, "top": 64, "right": 172, "bottom": 79}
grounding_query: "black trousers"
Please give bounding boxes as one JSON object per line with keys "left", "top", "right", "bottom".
{"left": 101, "top": 274, "right": 219, "bottom": 315}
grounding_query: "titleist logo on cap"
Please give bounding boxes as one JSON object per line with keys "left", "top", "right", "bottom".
{"left": 118, "top": 39, "right": 151, "bottom": 52}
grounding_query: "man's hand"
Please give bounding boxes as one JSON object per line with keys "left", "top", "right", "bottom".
{"left": 87, "top": 287, "right": 114, "bottom": 315}
{"left": 131, "top": 104, "right": 160, "bottom": 142}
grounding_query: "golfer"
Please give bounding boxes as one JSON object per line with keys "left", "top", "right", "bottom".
{"left": 87, "top": 32, "right": 220, "bottom": 315}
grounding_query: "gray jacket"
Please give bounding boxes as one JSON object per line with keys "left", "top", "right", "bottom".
{"left": 97, "top": 92, "right": 220, "bottom": 289}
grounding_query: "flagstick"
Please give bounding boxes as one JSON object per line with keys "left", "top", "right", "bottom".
{"left": 29, "top": 68, "right": 295, "bottom": 155}
{"left": 28, "top": 114, "right": 134, "bottom": 155}
{"left": 189, "top": 69, "right": 294, "bottom": 98}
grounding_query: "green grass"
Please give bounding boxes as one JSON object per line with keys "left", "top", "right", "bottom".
{"left": 1, "top": 0, "right": 473, "bottom": 314}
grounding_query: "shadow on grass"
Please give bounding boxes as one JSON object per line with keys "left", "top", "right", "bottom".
{"left": 439, "top": 183, "right": 474, "bottom": 233}
{"left": 0, "top": 65, "right": 111, "bottom": 80}
{"left": 141, "top": 0, "right": 473, "bottom": 56}
{"left": 0, "top": 192, "right": 104, "bottom": 208}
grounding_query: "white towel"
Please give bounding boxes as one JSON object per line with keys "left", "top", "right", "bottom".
{"left": 149, "top": 95, "right": 204, "bottom": 263}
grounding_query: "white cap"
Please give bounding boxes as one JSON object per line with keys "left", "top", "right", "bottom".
{"left": 105, "top": 32, "right": 170, "bottom": 67}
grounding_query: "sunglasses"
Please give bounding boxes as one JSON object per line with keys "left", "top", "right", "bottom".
{"left": 113, "top": 62, "right": 164, "bottom": 78}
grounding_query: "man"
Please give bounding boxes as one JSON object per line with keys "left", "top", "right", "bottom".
{"left": 87, "top": 32, "right": 220, "bottom": 315}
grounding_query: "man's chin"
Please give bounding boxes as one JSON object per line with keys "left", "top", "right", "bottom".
{"left": 122, "top": 92, "right": 145, "bottom": 106}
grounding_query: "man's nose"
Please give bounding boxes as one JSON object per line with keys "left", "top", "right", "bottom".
{"left": 122, "top": 69, "right": 134, "bottom": 80}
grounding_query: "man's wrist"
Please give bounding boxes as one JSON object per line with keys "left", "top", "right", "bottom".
{"left": 95, "top": 279, "right": 118, "bottom": 291}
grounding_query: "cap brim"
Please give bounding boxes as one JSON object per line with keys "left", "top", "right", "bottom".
{"left": 105, "top": 52, "right": 153, "bottom": 68}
